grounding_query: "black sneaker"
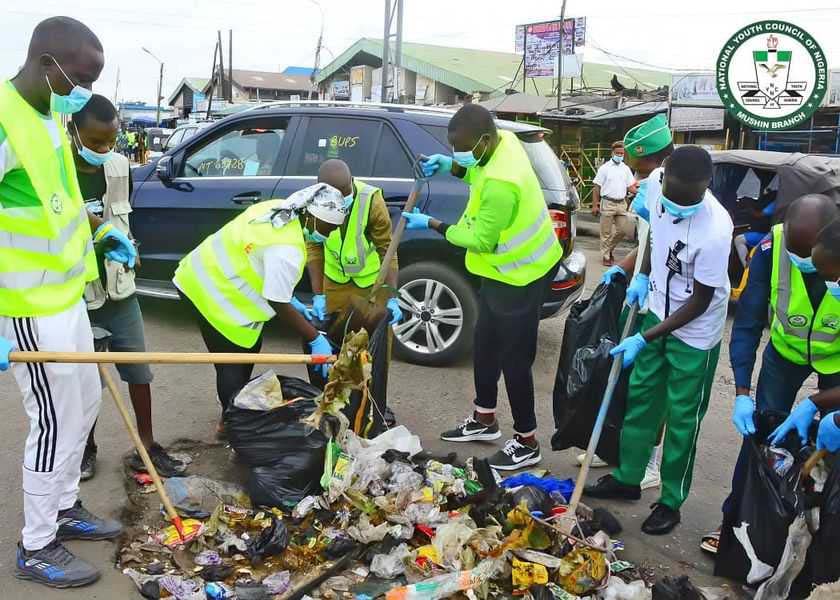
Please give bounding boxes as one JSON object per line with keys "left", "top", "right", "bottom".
{"left": 15, "top": 540, "right": 100, "bottom": 588}
{"left": 488, "top": 438, "right": 542, "bottom": 471}
{"left": 440, "top": 415, "right": 501, "bottom": 443}
{"left": 56, "top": 500, "right": 122, "bottom": 541}
{"left": 642, "top": 503, "right": 681, "bottom": 535}
{"left": 79, "top": 446, "right": 97, "bottom": 482}
{"left": 127, "top": 443, "right": 187, "bottom": 478}
{"left": 584, "top": 474, "right": 641, "bottom": 500}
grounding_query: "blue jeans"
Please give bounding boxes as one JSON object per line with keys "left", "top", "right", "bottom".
{"left": 721, "top": 342, "right": 840, "bottom": 518}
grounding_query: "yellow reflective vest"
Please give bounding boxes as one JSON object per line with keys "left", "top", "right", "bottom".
{"left": 174, "top": 200, "right": 307, "bottom": 348}
{"left": 323, "top": 179, "right": 381, "bottom": 288}
{"left": 457, "top": 130, "right": 562, "bottom": 286}
{"left": 770, "top": 224, "right": 840, "bottom": 373}
{"left": 0, "top": 81, "right": 97, "bottom": 317}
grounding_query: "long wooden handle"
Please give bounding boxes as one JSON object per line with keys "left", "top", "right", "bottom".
{"left": 10, "top": 351, "right": 335, "bottom": 365}
{"left": 98, "top": 364, "right": 185, "bottom": 539}
{"left": 372, "top": 177, "right": 426, "bottom": 290}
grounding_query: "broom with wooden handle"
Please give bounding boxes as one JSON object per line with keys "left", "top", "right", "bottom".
{"left": 330, "top": 171, "right": 428, "bottom": 337}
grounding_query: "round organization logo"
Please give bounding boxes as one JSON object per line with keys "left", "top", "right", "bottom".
{"left": 49, "top": 193, "right": 63, "bottom": 214}
{"left": 788, "top": 314, "right": 809, "bottom": 328}
{"left": 716, "top": 21, "right": 827, "bottom": 130}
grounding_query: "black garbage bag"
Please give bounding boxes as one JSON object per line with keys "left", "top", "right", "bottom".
{"left": 715, "top": 410, "right": 807, "bottom": 585}
{"left": 304, "top": 314, "right": 393, "bottom": 437}
{"left": 246, "top": 516, "right": 289, "bottom": 564}
{"left": 806, "top": 452, "right": 840, "bottom": 585}
{"left": 225, "top": 376, "right": 327, "bottom": 506}
{"left": 652, "top": 575, "right": 704, "bottom": 600}
{"left": 551, "top": 278, "right": 630, "bottom": 465}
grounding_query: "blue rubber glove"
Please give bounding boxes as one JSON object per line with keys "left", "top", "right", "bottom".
{"left": 386, "top": 297, "right": 403, "bottom": 325}
{"left": 289, "top": 296, "right": 313, "bottom": 321}
{"left": 609, "top": 332, "right": 647, "bottom": 368}
{"left": 732, "top": 394, "right": 756, "bottom": 436}
{"left": 93, "top": 223, "right": 137, "bottom": 268}
{"left": 768, "top": 397, "right": 819, "bottom": 446}
{"left": 420, "top": 154, "right": 453, "bottom": 178}
{"left": 0, "top": 336, "right": 12, "bottom": 371}
{"left": 308, "top": 334, "right": 333, "bottom": 379}
{"left": 817, "top": 411, "right": 840, "bottom": 452}
{"left": 625, "top": 273, "right": 649, "bottom": 308}
{"left": 601, "top": 265, "right": 626, "bottom": 285}
{"left": 402, "top": 207, "right": 431, "bottom": 230}
{"left": 312, "top": 294, "right": 327, "bottom": 321}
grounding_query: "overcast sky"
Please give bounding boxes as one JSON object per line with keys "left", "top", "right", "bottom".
{"left": 3, "top": 0, "right": 840, "bottom": 104}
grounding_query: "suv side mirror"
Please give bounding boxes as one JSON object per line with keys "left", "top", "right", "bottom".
{"left": 156, "top": 155, "right": 173, "bottom": 180}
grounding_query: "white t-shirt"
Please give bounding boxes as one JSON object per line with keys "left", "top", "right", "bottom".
{"left": 646, "top": 188, "right": 733, "bottom": 350}
{"left": 248, "top": 245, "right": 304, "bottom": 303}
{"left": 593, "top": 160, "right": 635, "bottom": 200}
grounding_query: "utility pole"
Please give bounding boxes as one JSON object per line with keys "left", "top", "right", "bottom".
{"left": 217, "top": 31, "right": 226, "bottom": 104}
{"left": 228, "top": 30, "right": 233, "bottom": 103}
{"left": 206, "top": 40, "right": 219, "bottom": 120}
{"left": 557, "top": 0, "right": 568, "bottom": 110}
{"left": 113, "top": 66, "right": 120, "bottom": 105}
{"left": 142, "top": 47, "right": 164, "bottom": 126}
{"left": 381, "top": 0, "right": 404, "bottom": 102}
{"left": 308, "top": 0, "right": 325, "bottom": 100}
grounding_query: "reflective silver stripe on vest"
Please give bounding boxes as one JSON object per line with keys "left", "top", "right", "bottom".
{"left": 0, "top": 207, "right": 88, "bottom": 254}
{"left": 0, "top": 243, "right": 91, "bottom": 289}
{"left": 209, "top": 234, "right": 274, "bottom": 316}
{"left": 496, "top": 206, "right": 550, "bottom": 255}
{"left": 775, "top": 234, "right": 838, "bottom": 344}
{"left": 343, "top": 185, "right": 376, "bottom": 275}
{"left": 188, "top": 249, "right": 261, "bottom": 330}
{"left": 496, "top": 227, "right": 557, "bottom": 274}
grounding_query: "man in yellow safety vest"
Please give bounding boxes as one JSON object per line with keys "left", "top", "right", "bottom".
{"left": 0, "top": 16, "right": 137, "bottom": 588}
{"left": 403, "top": 103, "right": 562, "bottom": 471}
{"left": 174, "top": 183, "right": 347, "bottom": 431}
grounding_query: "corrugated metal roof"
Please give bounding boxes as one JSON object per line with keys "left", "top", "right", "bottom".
{"left": 316, "top": 38, "right": 671, "bottom": 94}
{"left": 228, "top": 69, "right": 316, "bottom": 92}
{"left": 166, "top": 77, "right": 209, "bottom": 106}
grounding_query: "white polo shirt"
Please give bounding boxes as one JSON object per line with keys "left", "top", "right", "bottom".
{"left": 646, "top": 189, "right": 733, "bottom": 350}
{"left": 593, "top": 159, "right": 635, "bottom": 201}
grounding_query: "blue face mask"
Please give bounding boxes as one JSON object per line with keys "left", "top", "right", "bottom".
{"left": 787, "top": 251, "right": 818, "bottom": 274}
{"left": 45, "top": 55, "right": 92, "bottom": 114}
{"left": 826, "top": 281, "right": 840, "bottom": 300}
{"left": 343, "top": 194, "right": 354, "bottom": 210}
{"left": 660, "top": 194, "right": 702, "bottom": 219}
{"left": 304, "top": 228, "right": 328, "bottom": 244}
{"left": 452, "top": 134, "right": 488, "bottom": 168}
{"left": 72, "top": 127, "right": 113, "bottom": 167}
{"left": 611, "top": 154, "right": 624, "bottom": 164}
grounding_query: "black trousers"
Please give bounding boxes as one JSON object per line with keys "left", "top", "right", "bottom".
{"left": 178, "top": 291, "right": 262, "bottom": 412}
{"left": 473, "top": 261, "right": 560, "bottom": 436}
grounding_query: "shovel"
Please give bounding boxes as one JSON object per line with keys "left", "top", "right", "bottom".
{"left": 330, "top": 167, "right": 428, "bottom": 339}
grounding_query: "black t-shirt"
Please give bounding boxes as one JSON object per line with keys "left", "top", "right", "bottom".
{"left": 78, "top": 167, "right": 133, "bottom": 218}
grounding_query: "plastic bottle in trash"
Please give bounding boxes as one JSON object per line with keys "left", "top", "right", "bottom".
{"left": 385, "top": 570, "right": 474, "bottom": 600}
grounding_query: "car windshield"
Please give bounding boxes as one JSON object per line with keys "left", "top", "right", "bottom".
{"left": 518, "top": 135, "right": 569, "bottom": 192}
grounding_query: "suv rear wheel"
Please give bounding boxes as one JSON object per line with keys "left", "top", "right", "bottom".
{"left": 393, "top": 262, "right": 478, "bottom": 366}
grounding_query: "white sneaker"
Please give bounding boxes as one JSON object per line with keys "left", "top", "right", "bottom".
{"left": 576, "top": 452, "right": 608, "bottom": 468}
{"left": 640, "top": 466, "right": 661, "bottom": 490}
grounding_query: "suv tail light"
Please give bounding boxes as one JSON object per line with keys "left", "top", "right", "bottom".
{"left": 549, "top": 208, "right": 569, "bottom": 241}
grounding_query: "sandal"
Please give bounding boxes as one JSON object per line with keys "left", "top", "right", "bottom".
{"left": 700, "top": 529, "right": 720, "bottom": 554}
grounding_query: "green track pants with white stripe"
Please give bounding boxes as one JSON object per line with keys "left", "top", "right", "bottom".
{"left": 613, "top": 312, "right": 721, "bottom": 510}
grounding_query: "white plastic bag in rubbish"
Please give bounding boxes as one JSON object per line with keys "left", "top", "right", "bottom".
{"left": 599, "top": 576, "right": 651, "bottom": 600}
{"left": 233, "top": 371, "right": 288, "bottom": 411}
{"left": 370, "top": 543, "right": 411, "bottom": 579}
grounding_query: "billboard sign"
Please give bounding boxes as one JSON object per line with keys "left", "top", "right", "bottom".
{"left": 332, "top": 80, "right": 350, "bottom": 99}
{"left": 518, "top": 18, "right": 586, "bottom": 78}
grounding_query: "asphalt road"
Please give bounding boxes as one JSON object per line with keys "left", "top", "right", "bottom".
{"left": 0, "top": 235, "right": 815, "bottom": 598}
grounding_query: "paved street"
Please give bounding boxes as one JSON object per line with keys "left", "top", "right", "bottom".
{"left": 0, "top": 235, "right": 811, "bottom": 598}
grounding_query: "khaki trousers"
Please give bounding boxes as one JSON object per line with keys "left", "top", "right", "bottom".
{"left": 599, "top": 198, "right": 634, "bottom": 260}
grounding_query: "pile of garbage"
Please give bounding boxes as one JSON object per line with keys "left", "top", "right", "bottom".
{"left": 117, "top": 331, "right": 718, "bottom": 600}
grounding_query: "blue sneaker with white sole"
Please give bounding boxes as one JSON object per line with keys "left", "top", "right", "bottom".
{"left": 15, "top": 540, "right": 100, "bottom": 588}
{"left": 56, "top": 500, "right": 122, "bottom": 541}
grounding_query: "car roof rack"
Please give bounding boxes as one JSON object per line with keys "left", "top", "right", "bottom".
{"left": 243, "top": 99, "right": 457, "bottom": 116}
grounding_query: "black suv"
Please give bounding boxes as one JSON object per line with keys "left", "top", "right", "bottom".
{"left": 130, "top": 102, "right": 586, "bottom": 365}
